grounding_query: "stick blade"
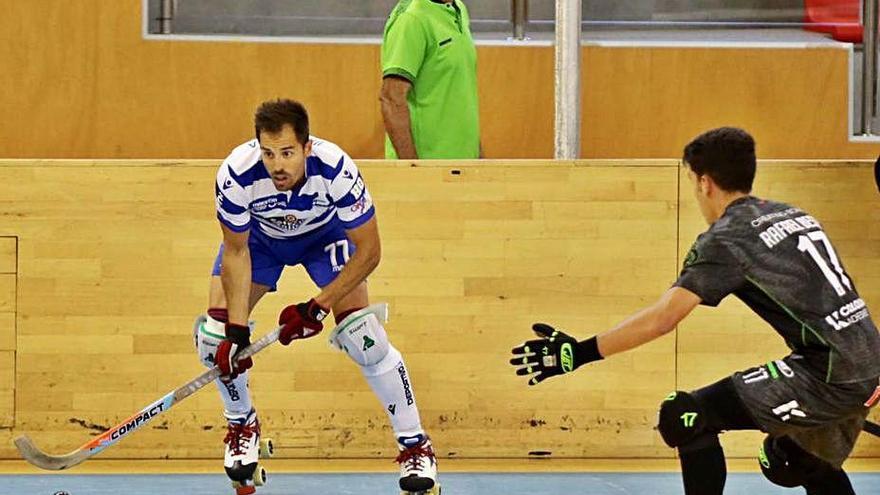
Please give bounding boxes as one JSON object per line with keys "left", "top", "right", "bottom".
{"left": 14, "top": 435, "right": 86, "bottom": 470}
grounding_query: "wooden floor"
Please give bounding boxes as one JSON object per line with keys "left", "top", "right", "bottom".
{"left": 2, "top": 457, "right": 879, "bottom": 475}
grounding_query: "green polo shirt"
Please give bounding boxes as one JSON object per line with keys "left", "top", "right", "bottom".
{"left": 381, "top": 0, "right": 480, "bottom": 159}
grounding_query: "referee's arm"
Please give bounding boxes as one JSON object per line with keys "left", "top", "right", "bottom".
{"left": 380, "top": 76, "right": 418, "bottom": 159}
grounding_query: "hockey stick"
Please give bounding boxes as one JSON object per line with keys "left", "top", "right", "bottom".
{"left": 865, "top": 420, "right": 880, "bottom": 438}
{"left": 14, "top": 326, "right": 282, "bottom": 470}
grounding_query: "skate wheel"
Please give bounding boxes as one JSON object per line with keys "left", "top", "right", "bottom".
{"left": 260, "top": 438, "right": 274, "bottom": 458}
{"left": 231, "top": 480, "right": 256, "bottom": 495}
{"left": 253, "top": 465, "right": 267, "bottom": 487}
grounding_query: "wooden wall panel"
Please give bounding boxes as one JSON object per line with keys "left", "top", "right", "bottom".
{"left": 0, "top": 238, "right": 14, "bottom": 354}
{"left": 0, "top": 239, "right": 15, "bottom": 274}
{"left": 0, "top": 159, "right": 877, "bottom": 461}
{"left": 0, "top": 351, "right": 12, "bottom": 427}
{"left": 582, "top": 47, "right": 880, "bottom": 160}
{"left": 0, "top": 159, "right": 676, "bottom": 460}
{"left": 2, "top": 2, "right": 880, "bottom": 160}
{"left": 0, "top": 237, "right": 15, "bottom": 428}
{"left": 677, "top": 162, "right": 880, "bottom": 458}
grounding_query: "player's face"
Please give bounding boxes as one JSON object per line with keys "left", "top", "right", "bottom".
{"left": 687, "top": 168, "right": 714, "bottom": 225}
{"left": 259, "top": 125, "right": 312, "bottom": 191}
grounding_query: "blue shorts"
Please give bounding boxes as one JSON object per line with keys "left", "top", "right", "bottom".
{"left": 211, "top": 224, "right": 354, "bottom": 291}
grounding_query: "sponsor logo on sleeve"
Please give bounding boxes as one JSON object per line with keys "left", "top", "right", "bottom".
{"left": 683, "top": 245, "right": 699, "bottom": 268}
{"left": 350, "top": 196, "right": 368, "bottom": 215}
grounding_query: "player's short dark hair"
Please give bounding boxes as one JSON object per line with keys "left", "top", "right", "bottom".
{"left": 682, "top": 127, "right": 756, "bottom": 193}
{"left": 254, "top": 99, "right": 309, "bottom": 144}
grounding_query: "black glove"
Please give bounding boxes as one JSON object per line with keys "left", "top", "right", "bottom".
{"left": 213, "top": 323, "right": 253, "bottom": 381}
{"left": 509, "top": 323, "right": 603, "bottom": 386}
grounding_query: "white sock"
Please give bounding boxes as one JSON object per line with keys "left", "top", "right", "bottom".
{"left": 204, "top": 314, "right": 253, "bottom": 420}
{"left": 216, "top": 372, "right": 252, "bottom": 421}
{"left": 360, "top": 344, "right": 424, "bottom": 438}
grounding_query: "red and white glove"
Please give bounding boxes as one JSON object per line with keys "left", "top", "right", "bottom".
{"left": 213, "top": 323, "right": 253, "bottom": 381}
{"left": 278, "top": 299, "right": 329, "bottom": 345}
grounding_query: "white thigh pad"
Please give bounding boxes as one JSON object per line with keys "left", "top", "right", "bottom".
{"left": 329, "top": 304, "right": 390, "bottom": 366}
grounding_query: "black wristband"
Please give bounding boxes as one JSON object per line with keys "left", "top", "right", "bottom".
{"left": 225, "top": 323, "right": 251, "bottom": 346}
{"left": 576, "top": 336, "right": 604, "bottom": 365}
{"left": 302, "top": 299, "right": 329, "bottom": 322}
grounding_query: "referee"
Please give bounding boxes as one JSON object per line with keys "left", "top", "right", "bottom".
{"left": 379, "top": 0, "right": 481, "bottom": 159}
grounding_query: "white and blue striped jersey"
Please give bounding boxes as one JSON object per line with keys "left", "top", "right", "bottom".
{"left": 214, "top": 136, "right": 375, "bottom": 239}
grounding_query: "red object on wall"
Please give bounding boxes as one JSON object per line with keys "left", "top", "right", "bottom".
{"left": 804, "top": 0, "right": 863, "bottom": 42}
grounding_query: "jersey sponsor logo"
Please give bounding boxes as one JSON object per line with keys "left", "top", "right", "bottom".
{"left": 750, "top": 208, "right": 802, "bottom": 228}
{"left": 109, "top": 403, "right": 166, "bottom": 441}
{"left": 758, "top": 215, "right": 821, "bottom": 249}
{"left": 266, "top": 214, "right": 305, "bottom": 231}
{"left": 824, "top": 298, "right": 870, "bottom": 331}
{"left": 396, "top": 363, "right": 415, "bottom": 406}
{"left": 772, "top": 400, "right": 806, "bottom": 422}
{"left": 251, "top": 196, "right": 287, "bottom": 212}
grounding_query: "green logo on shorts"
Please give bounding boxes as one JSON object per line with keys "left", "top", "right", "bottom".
{"left": 362, "top": 336, "right": 375, "bottom": 351}
{"left": 681, "top": 412, "right": 698, "bottom": 428}
{"left": 560, "top": 343, "right": 574, "bottom": 373}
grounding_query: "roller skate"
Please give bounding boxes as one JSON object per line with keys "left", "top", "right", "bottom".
{"left": 224, "top": 409, "right": 274, "bottom": 495}
{"left": 396, "top": 434, "right": 440, "bottom": 495}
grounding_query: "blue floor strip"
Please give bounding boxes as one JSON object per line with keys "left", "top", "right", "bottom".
{"left": 4, "top": 472, "right": 879, "bottom": 495}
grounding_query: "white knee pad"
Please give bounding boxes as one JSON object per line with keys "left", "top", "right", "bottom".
{"left": 193, "top": 314, "right": 225, "bottom": 368}
{"left": 193, "top": 314, "right": 255, "bottom": 368}
{"left": 329, "top": 304, "right": 391, "bottom": 367}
